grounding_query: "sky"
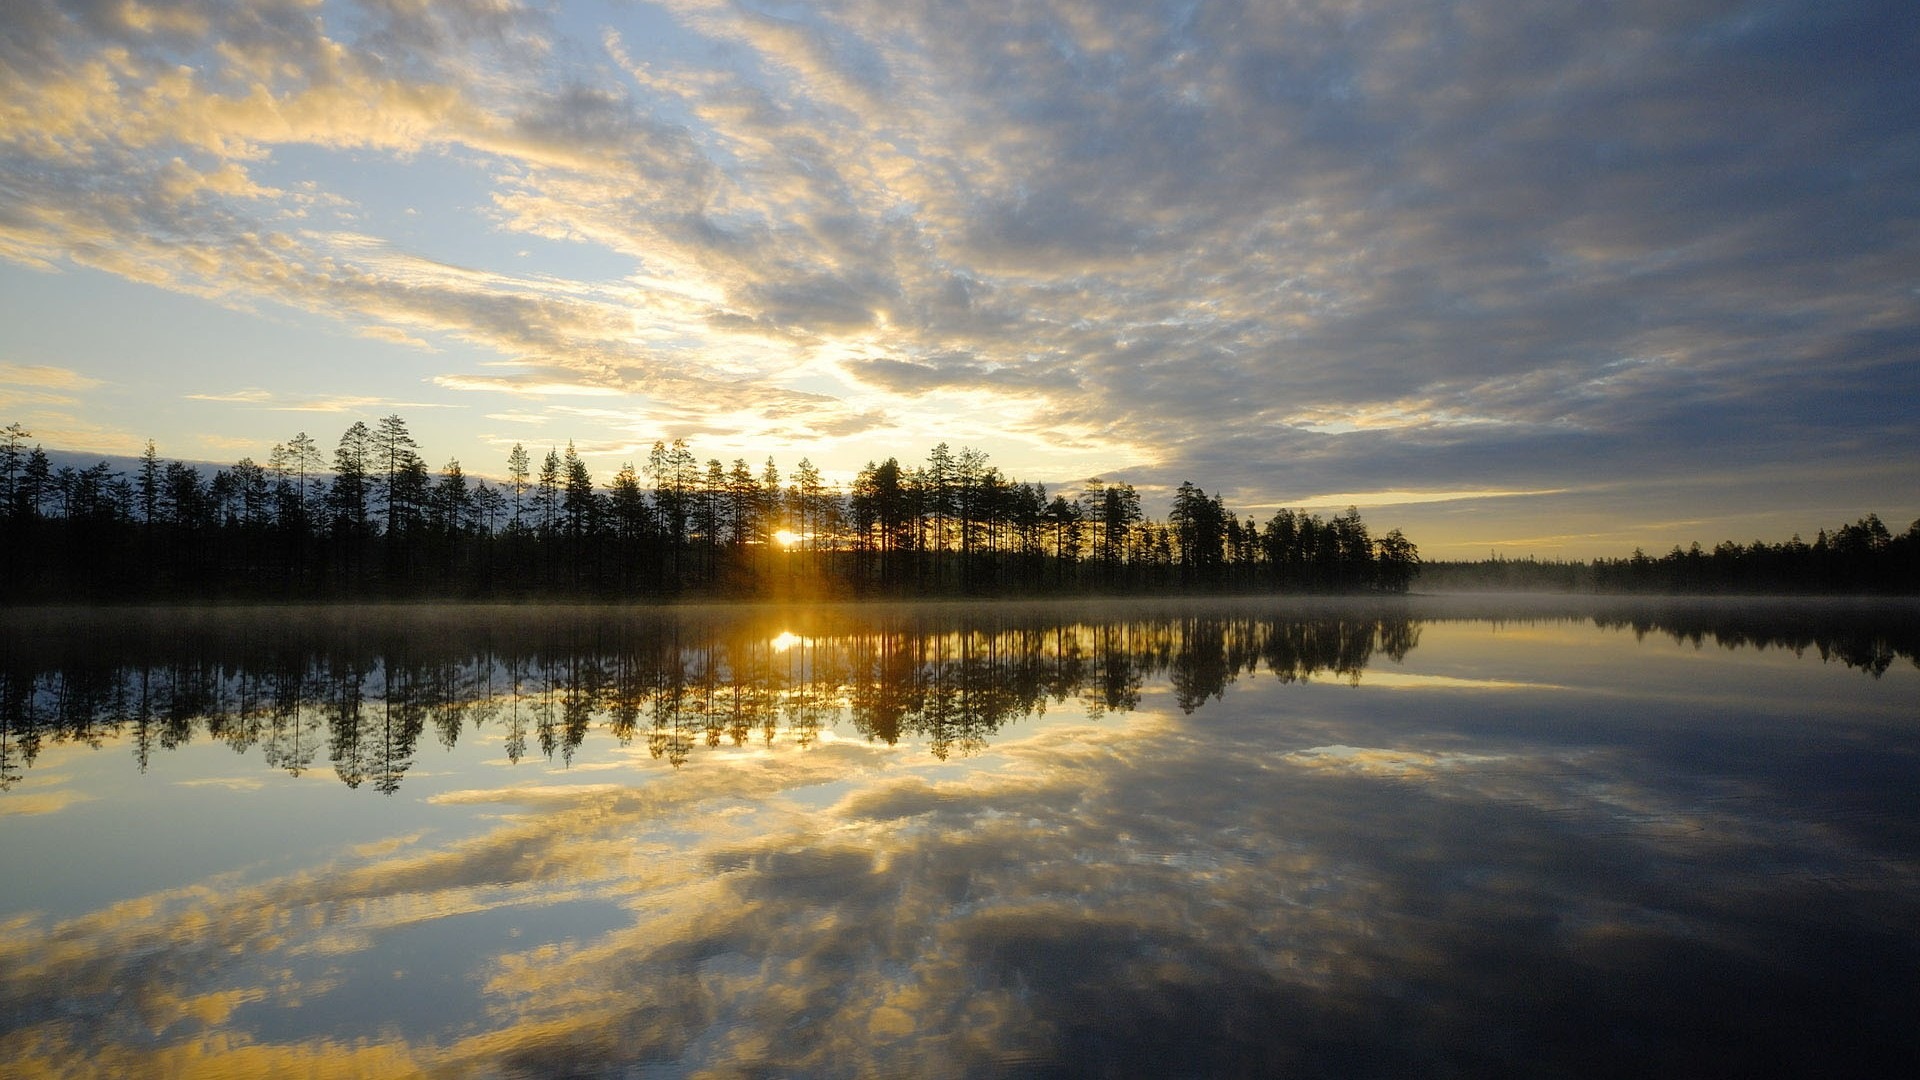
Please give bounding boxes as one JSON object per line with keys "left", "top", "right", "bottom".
{"left": 1, "top": 0, "right": 1916, "bottom": 559}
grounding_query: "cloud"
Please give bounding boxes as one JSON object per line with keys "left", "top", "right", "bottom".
{"left": 184, "top": 388, "right": 275, "bottom": 404}
{"left": 182, "top": 387, "right": 461, "bottom": 413}
{"left": 840, "top": 353, "right": 1080, "bottom": 397}
{"left": 355, "top": 324, "right": 434, "bottom": 349}
{"left": 0, "top": 362, "right": 105, "bottom": 390}
{"left": 1272, "top": 487, "right": 1569, "bottom": 511}
{"left": 9, "top": 414, "right": 148, "bottom": 455}
{"left": 0, "top": 0, "right": 1914, "bottom": 533}
{"left": 5, "top": 677, "right": 1908, "bottom": 1074}
{"left": 434, "top": 374, "right": 626, "bottom": 398}
{"left": 1282, "top": 743, "right": 1510, "bottom": 776}
{"left": 174, "top": 777, "right": 265, "bottom": 792}
{"left": 0, "top": 786, "right": 92, "bottom": 816}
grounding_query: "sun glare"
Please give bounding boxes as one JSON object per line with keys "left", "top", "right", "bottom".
{"left": 769, "top": 631, "right": 802, "bottom": 652}
{"left": 774, "top": 529, "right": 803, "bottom": 547}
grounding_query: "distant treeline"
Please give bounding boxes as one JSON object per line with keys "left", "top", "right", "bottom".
{"left": 1419, "top": 514, "right": 1920, "bottom": 594}
{"left": 0, "top": 419, "right": 1418, "bottom": 602}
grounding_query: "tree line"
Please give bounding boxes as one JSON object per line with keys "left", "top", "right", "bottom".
{"left": 1417, "top": 513, "right": 1920, "bottom": 594}
{"left": 0, "top": 418, "right": 1420, "bottom": 602}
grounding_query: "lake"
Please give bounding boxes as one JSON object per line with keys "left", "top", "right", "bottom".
{"left": 2, "top": 597, "right": 1916, "bottom": 1077}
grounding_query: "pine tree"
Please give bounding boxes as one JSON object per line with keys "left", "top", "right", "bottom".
{"left": 726, "top": 458, "right": 757, "bottom": 547}
{"left": 136, "top": 439, "right": 161, "bottom": 526}
{"left": 506, "top": 443, "right": 531, "bottom": 531}
{"left": 562, "top": 443, "right": 594, "bottom": 539}
{"left": 537, "top": 448, "right": 561, "bottom": 537}
{"left": 0, "top": 422, "right": 28, "bottom": 517}
{"left": 793, "top": 457, "right": 823, "bottom": 555}
{"left": 373, "top": 414, "right": 419, "bottom": 534}
{"left": 434, "top": 459, "right": 471, "bottom": 536}
{"left": 329, "top": 422, "right": 373, "bottom": 537}
{"left": 609, "top": 463, "right": 649, "bottom": 542}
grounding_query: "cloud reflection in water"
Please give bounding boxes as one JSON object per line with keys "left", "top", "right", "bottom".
{"left": 0, "top": 599, "right": 1916, "bottom": 1076}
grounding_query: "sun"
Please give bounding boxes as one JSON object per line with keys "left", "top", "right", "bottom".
{"left": 773, "top": 529, "right": 803, "bottom": 547}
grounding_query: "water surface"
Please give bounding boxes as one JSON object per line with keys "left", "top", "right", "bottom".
{"left": 2, "top": 598, "right": 1916, "bottom": 1076}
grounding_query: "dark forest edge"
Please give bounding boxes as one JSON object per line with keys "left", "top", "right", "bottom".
{"left": 1421, "top": 513, "right": 1920, "bottom": 594}
{"left": 0, "top": 419, "right": 1417, "bottom": 602}
{"left": 7, "top": 419, "right": 1914, "bottom": 600}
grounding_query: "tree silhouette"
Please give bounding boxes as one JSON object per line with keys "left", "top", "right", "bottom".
{"left": 329, "top": 422, "right": 372, "bottom": 538}
{"left": 506, "top": 442, "right": 531, "bottom": 532}
{"left": 20, "top": 445, "right": 50, "bottom": 519}
{"left": 518, "top": 449, "right": 546, "bottom": 535}
{"left": 136, "top": 439, "right": 161, "bottom": 527}
{"left": 373, "top": 413, "right": 420, "bottom": 534}
{"left": 1374, "top": 529, "right": 1420, "bottom": 593}
{"left": 73, "top": 413, "right": 1920, "bottom": 602}
{"left": 0, "top": 422, "right": 29, "bottom": 519}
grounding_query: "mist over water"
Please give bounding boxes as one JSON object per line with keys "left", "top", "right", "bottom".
{"left": 3, "top": 598, "right": 1916, "bottom": 1076}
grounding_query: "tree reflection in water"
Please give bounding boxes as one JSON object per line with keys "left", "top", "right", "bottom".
{"left": 2, "top": 598, "right": 1918, "bottom": 1077}
{"left": 2, "top": 599, "right": 1913, "bottom": 793}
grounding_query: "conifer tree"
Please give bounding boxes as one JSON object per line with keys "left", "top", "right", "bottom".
{"left": 374, "top": 414, "right": 419, "bottom": 534}
{"left": 329, "top": 422, "right": 373, "bottom": 537}
{"left": 562, "top": 443, "right": 594, "bottom": 539}
{"left": 535, "top": 448, "right": 561, "bottom": 537}
{"left": 136, "top": 439, "right": 161, "bottom": 526}
{"left": 0, "top": 421, "right": 28, "bottom": 517}
{"left": 506, "top": 443, "right": 530, "bottom": 531}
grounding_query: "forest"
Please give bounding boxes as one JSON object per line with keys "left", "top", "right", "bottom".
{"left": 1418, "top": 514, "right": 1920, "bottom": 594}
{"left": 0, "top": 418, "right": 1419, "bottom": 602}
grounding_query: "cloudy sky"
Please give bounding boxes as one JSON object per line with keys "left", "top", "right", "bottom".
{"left": 1, "top": 0, "right": 1915, "bottom": 557}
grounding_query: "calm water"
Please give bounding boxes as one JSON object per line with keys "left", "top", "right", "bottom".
{"left": 2, "top": 597, "right": 1916, "bottom": 1077}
